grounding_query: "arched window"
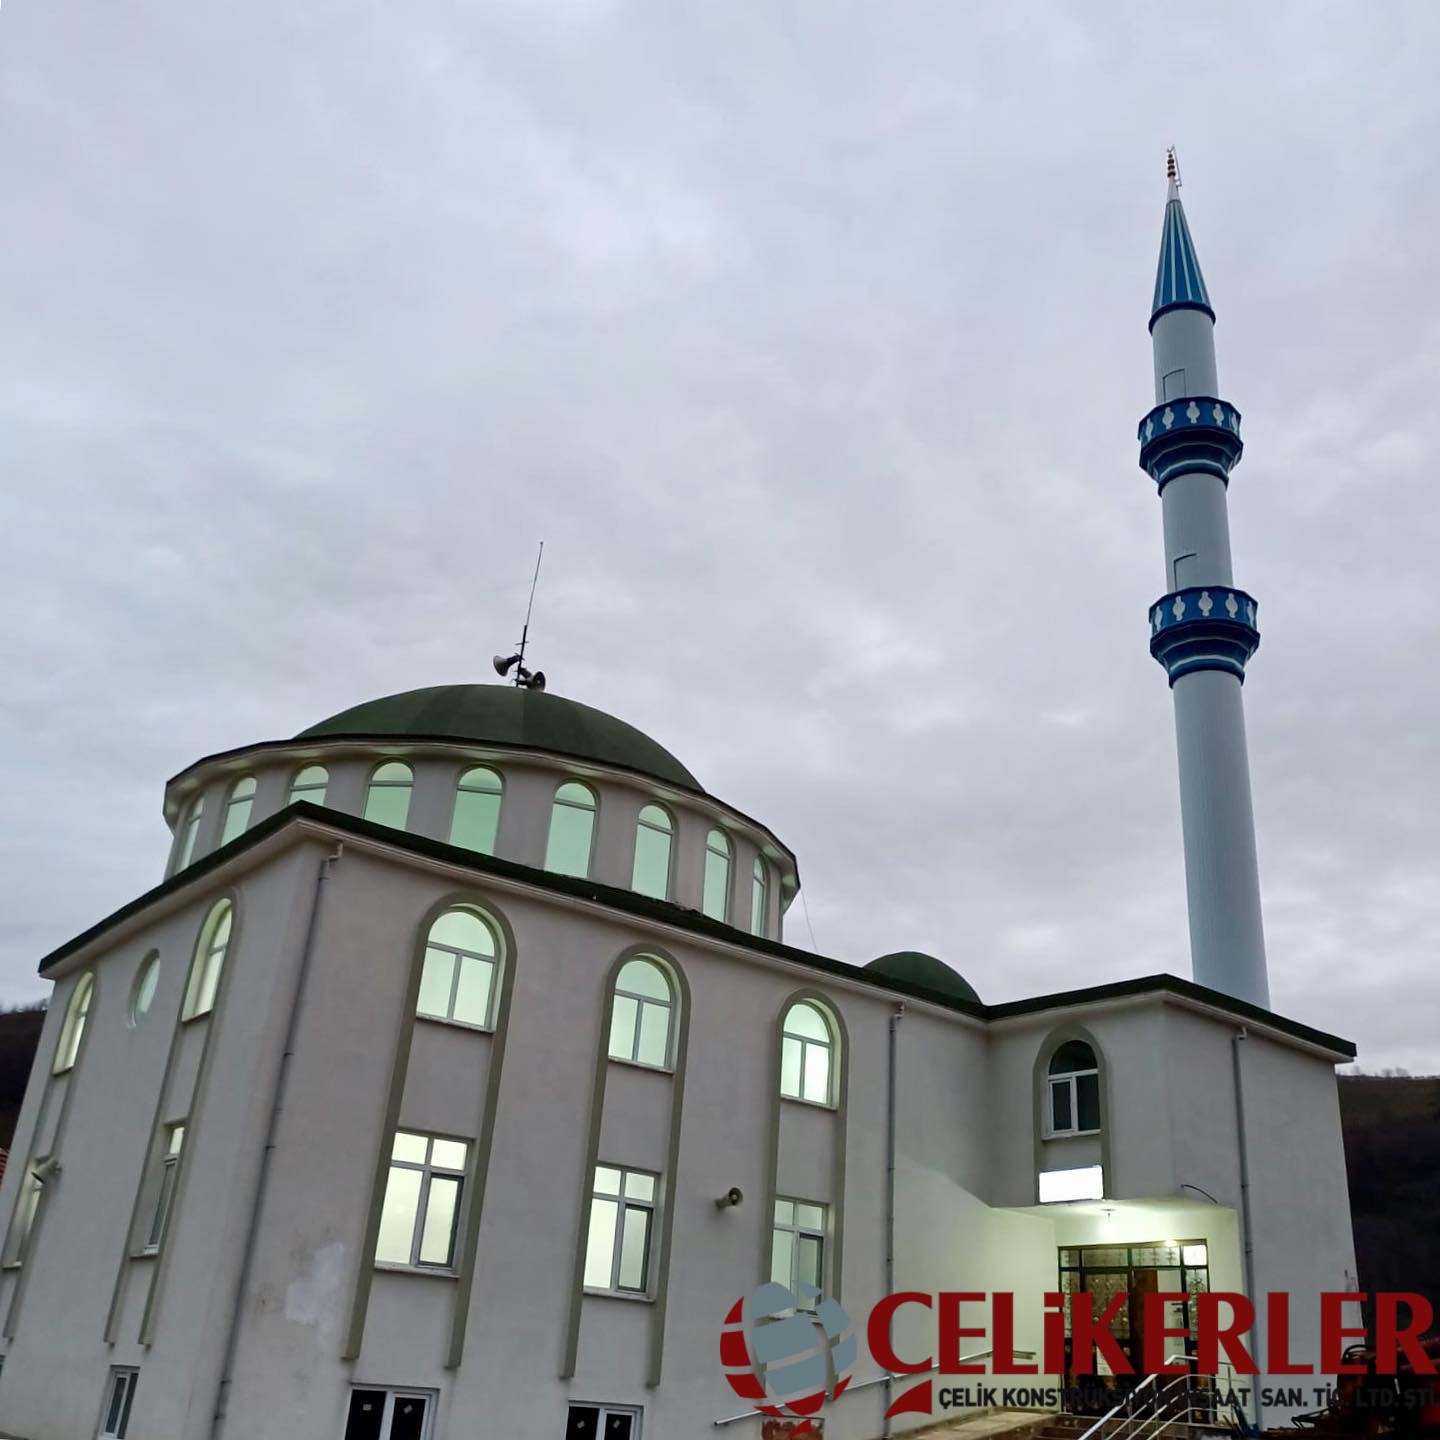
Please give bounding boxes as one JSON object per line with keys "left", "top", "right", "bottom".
{"left": 1047, "top": 1040, "right": 1101, "bottom": 1136}
{"left": 364, "top": 762, "right": 413, "bottom": 830}
{"left": 751, "top": 855, "right": 770, "bottom": 936}
{"left": 172, "top": 794, "right": 205, "bottom": 874}
{"left": 781, "top": 1001, "right": 834, "bottom": 1105}
{"left": 417, "top": 907, "right": 499, "bottom": 1029}
{"left": 702, "top": 829, "right": 731, "bottom": 922}
{"left": 130, "top": 953, "right": 160, "bottom": 1027}
{"left": 631, "top": 806, "right": 673, "bottom": 899}
{"left": 219, "top": 776, "right": 257, "bottom": 846}
{"left": 608, "top": 957, "right": 674, "bottom": 1068}
{"left": 449, "top": 767, "right": 503, "bottom": 855}
{"left": 183, "top": 899, "right": 233, "bottom": 1020}
{"left": 545, "top": 782, "right": 596, "bottom": 878}
{"left": 53, "top": 972, "right": 94, "bottom": 1074}
{"left": 289, "top": 764, "right": 329, "bottom": 807}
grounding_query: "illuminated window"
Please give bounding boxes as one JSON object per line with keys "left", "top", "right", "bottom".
{"left": 375, "top": 1131, "right": 468, "bottom": 1270}
{"left": 288, "top": 764, "right": 329, "bottom": 806}
{"left": 143, "top": 1123, "right": 185, "bottom": 1253}
{"left": 751, "top": 856, "right": 769, "bottom": 936}
{"left": 219, "top": 776, "right": 256, "bottom": 845}
{"left": 702, "top": 829, "right": 731, "bottom": 922}
{"left": 780, "top": 1002, "right": 834, "bottom": 1106}
{"left": 608, "top": 958, "right": 673, "bottom": 1068}
{"left": 1038, "top": 1164, "right": 1104, "bottom": 1203}
{"left": 52, "top": 972, "right": 94, "bottom": 1074}
{"left": 583, "top": 1165, "right": 656, "bottom": 1294}
{"left": 417, "top": 908, "right": 499, "bottom": 1029}
{"left": 172, "top": 795, "right": 204, "bottom": 874}
{"left": 771, "top": 1197, "right": 827, "bottom": 1302}
{"left": 182, "top": 900, "right": 233, "bottom": 1020}
{"left": 364, "top": 762, "right": 413, "bottom": 830}
{"left": 545, "top": 782, "right": 596, "bottom": 878}
{"left": 449, "top": 767, "right": 503, "bottom": 854}
{"left": 1047, "top": 1040, "right": 1101, "bottom": 1136}
{"left": 631, "top": 805, "right": 673, "bottom": 899}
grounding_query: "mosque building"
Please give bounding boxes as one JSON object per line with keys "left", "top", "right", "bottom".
{"left": 0, "top": 175, "right": 1357, "bottom": 1440}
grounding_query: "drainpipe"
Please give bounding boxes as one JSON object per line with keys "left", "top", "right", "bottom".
{"left": 1231, "top": 1028, "right": 1260, "bottom": 1435}
{"left": 211, "top": 844, "right": 342, "bottom": 1440}
{"left": 884, "top": 1004, "right": 904, "bottom": 1438}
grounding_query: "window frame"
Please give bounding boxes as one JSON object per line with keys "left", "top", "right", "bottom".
{"left": 448, "top": 766, "right": 504, "bottom": 855}
{"left": 181, "top": 899, "right": 233, "bottom": 1022}
{"left": 607, "top": 957, "right": 675, "bottom": 1071}
{"left": 288, "top": 764, "right": 329, "bottom": 807}
{"left": 98, "top": 1367, "right": 139, "bottom": 1440}
{"left": 129, "top": 952, "right": 160, "bottom": 1028}
{"left": 630, "top": 804, "right": 674, "bottom": 900}
{"left": 364, "top": 760, "right": 415, "bottom": 831}
{"left": 53, "top": 971, "right": 94, "bottom": 1074}
{"left": 702, "top": 829, "right": 732, "bottom": 922}
{"left": 141, "top": 1121, "right": 186, "bottom": 1255}
{"left": 374, "top": 1130, "right": 469, "bottom": 1273}
{"left": 545, "top": 781, "right": 598, "bottom": 878}
{"left": 779, "top": 1001, "right": 836, "bottom": 1108}
{"left": 770, "top": 1196, "right": 828, "bottom": 1305}
{"left": 1044, "top": 1041, "right": 1102, "bottom": 1139}
{"left": 218, "top": 775, "right": 256, "bottom": 846}
{"left": 415, "top": 908, "right": 501, "bottom": 1032}
{"left": 583, "top": 1165, "right": 658, "bottom": 1298}
{"left": 171, "top": 794, "right": 205, "bottom": 874}
{"left": 566, "top": 1403, "right": 643, "bottom": 1439}
{"left": 341, "top": 1386, "right": 436, "bottom": 1440}
{"left": 4, "top": 1159, "right": 47, "bottom": 1267}
{"left": 750, "top": 855, "right": 769, "bottom": 936}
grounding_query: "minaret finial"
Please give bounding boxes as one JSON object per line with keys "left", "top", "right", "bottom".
{"left": 1166, "top": 147, "right": 1180, "bottom": 185}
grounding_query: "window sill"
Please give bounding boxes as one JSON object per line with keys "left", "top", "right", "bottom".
{"left": 128, "top": 1249, "right": 159, "bottom": 1262}
{"left": 373, "top": 1263, "right": 459, "bottom": 1280}
{"left": 415, "top": 1013, "right": 495, "bottom": 1037}
{"left": 583, "top": 1287, "right": 655, "bottom": 1304}
{"left": 606, "top": 1056, "right": 675, "bottom": 1077}
{"left": 1043, "top": 1128, "right": 1102, "bottom": 1141}
{"left": 780, "top": 1095, "right": 837, "bottom": 1113}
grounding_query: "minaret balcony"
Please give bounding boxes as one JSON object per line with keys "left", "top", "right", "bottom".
{"left": 1149, "top": 586, "right": 1259, "bottom": 684}
{"left": 1137, "top": 397, "right": 1243, "bottom": 490}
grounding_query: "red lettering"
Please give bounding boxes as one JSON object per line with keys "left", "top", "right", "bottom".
{"left": 867, "top": 1292, "right": 933, "bottom": 1376}
{"left": 1266, "top": 1293, "right": 1313, "bottom": 1373}
{"left": 1043, "top": 1292, "right": 1069, "bottom": 1377}
{"left": 993, "top": 1292, "right": 1038, "bottom": 1375}
{"left": 1375, "top": 1294, "right": 1437, "bottom": 1375}
{"left": 1069, "top": 1290, "right": 1133, "bottom": 1375}
{"left": 1141, "top": 1293, "right": 1191, "bottom": 1375}
{"left": 1196, "top": 1293, "right": 1258, "bottom": 1375}
{"left": 939, "top": 1292, "right": 988, "bottom": 1374}
{"left": 1321, "top": 1292, "right": 1368, "bottom": 1376}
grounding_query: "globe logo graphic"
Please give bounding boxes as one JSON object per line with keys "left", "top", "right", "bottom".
{"left": 721, "top": 1282, "right": 857, "bottom": 1434}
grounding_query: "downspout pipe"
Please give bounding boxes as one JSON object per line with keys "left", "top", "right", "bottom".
{"left": 1231, "top": 1028, "right": 1260, "bottom": 1435}
{"left": 884, "top": 1004, "right": 904, "bottom": 1438}
{"left": 211, "top": 844, "right": 342, "bottom": 1440}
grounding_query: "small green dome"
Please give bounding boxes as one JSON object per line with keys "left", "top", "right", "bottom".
{"left": 299, "top": 684, "right": 702, "bottom": 793}
{"left": 865, "top": 951, "right": 980, "bottom": 1006}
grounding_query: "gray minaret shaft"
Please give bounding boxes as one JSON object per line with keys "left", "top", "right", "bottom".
{"left": 1140, "top": 177, "right": 1270, "bottom": 1009}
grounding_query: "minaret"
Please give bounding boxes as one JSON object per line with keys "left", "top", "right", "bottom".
{"left": 1140, "top": 154, "right": 1269, "bottom": 1009}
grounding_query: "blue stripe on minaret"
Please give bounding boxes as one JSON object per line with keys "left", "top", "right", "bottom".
{"left": 1151, "top": 196, "right": 1214, "bottom": 326}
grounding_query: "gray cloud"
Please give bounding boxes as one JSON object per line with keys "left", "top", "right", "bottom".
{"left": 2, "top": 0, "right": 1436, "bottom": 1069}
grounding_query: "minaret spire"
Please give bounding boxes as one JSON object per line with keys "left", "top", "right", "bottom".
{"left": 1138, "top": 164, "right": 1270, "bottom": 1009}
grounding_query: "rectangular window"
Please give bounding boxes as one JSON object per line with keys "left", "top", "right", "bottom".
{"left": 770, "top": 1197, "right": 827, "bottom": 1303}
{"left": 343, "top": 1387, "right": 433, "bottom": 1440}
{"left": 583, "top": 1166, "right": 656, "bottom": 1296}
{"left": 1048, "top": 1074, "right": 1100, "bottom": 1136}
{"left": 374, "top": 1132, "right": 468, "bottom": 1270}
{"left": 143, "top": 1124, "right": 186, "bottom": 1254}
{"left": 4, "top": 1161, "right": 46, "bottom": 1266}
{"left": 566, "top": 1403, "right": 641, "bottom": 1439}
{"left": 416, "top": 946, "right": 496, "bottom": 1029}
{"left": 99, "top": 1368, "right": 139, "bottom": 1439}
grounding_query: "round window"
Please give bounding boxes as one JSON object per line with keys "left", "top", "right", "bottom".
{"left": 130, "top": 953, "right": 160, "bottom": 1026}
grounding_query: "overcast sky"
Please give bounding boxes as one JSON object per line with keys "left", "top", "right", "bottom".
{"left": 2, "top": 1, "right": 1436, "bottom": 1071}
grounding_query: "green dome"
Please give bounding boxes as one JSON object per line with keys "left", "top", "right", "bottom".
{"left": 864, "top": 951, "right": 980, "bottom": 1006}
{"left": 299, "top": 684, "right": 703, "bottom": 793}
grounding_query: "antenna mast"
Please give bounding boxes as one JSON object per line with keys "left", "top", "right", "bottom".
{"left": 491, "top": 542, "right": 549, "bottom": 690}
